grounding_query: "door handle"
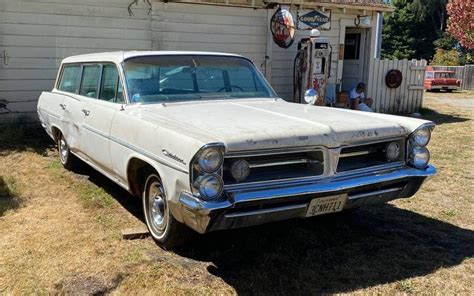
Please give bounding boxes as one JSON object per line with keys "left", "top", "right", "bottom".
{"left": 82, "top": 109, "right": 90, "bottom": 116}
{"left": 59, "top": 103, "right": 67, "bottom": 110}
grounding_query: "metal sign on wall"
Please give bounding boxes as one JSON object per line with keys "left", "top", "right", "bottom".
{"left": 297, "top": 10, "right": 331, "bottom": 30}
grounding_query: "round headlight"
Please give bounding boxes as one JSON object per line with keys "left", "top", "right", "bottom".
{"left": 385, "top": 141, "right": 401, "bottom": 161}
{"left": 410, "top": 126, "right": 431, "bottom": 146}
{"left": 196, "top": 174, "right": 223, "bottom": 200}
{"left": 230, "top": 159, "right": 250, "bottom": 182}
{"left": 409, "top": 146, "right": 430, "bottom": 169}
{"left": 197, "top": 147, "right": 223, "bottom": 173}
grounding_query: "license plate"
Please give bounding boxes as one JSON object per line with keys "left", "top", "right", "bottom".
{"left": 306, "top": 194, "right": 347, "bottom": 217}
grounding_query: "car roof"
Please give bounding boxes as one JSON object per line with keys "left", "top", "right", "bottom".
{"left": 61, "top": 51, "right": 245, "bottom": 64}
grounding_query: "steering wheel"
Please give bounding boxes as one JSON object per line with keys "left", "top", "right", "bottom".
{"left": 217, "top": 85, "right": 244, "bottom": 92}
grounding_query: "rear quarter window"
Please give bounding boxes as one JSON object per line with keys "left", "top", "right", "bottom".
{"left": 58, "top": 65, "right": 81, "bottom": 93}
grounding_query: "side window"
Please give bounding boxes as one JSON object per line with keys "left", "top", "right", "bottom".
{"left": 58, "top": 65, "right": 81, "bottom": 93}
{"left": 79, "top": 65, "right": 101, "bottom": 98}
{"left": 99, "top": 64, "right": 125, "bottom": 103}
{"left": 425, "top": 72, "right": 434, "bottom": 79}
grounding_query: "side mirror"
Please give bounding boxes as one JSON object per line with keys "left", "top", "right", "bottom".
{"left": 304, "top": 88, "right": 317, "bottom": 104}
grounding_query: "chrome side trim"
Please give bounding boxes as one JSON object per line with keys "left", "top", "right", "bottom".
{"left": 81, "top": 124, "right": 188, "bottom": 174}
{"left": 224, "top": 203, "right": 307, "bottom": 218}
{"left": 348, "top": 187, "right": 404, "bottom": 200}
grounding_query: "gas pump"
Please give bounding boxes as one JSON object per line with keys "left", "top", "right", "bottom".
{"left": 293, "top": 29, "right": 332, "bottom": 105}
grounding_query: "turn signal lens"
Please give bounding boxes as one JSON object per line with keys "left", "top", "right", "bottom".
{"left": 230, "top": 159, "right": 250, "bottom": 182}
{"left": 385, "top": 141, "right": 401, "bottom": 161}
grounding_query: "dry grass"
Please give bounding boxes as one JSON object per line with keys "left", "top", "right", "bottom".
{"left": 0, "top": 91, "right": 473, "bottom": 294}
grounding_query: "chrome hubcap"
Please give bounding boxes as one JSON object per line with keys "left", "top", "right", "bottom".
{"left": 59, "top": 137, "right": 68, "bottom": 163}
{"left": 148, "top": 182, "right": 167, "bottom": 232}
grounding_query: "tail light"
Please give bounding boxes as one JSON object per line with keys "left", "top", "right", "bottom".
{"left": 457, "top": 80, "right": 461, "bottom": 86}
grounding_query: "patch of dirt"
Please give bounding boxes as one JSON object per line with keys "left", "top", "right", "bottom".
{"left": 55, "top": 274, "right": 124, "bottom": 295}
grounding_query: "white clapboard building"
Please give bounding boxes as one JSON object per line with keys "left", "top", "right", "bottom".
{"left": 0, "top": 0, "right": 396, "bottom": 123}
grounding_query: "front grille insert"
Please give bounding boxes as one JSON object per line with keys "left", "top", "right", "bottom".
{"left": 337, "top": 139, "right": 405, "bottom": 173}
{"left": 223, "top": 150, "right": 324, "bottom": 185}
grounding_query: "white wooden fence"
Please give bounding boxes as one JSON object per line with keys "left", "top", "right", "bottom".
{"left": 367, "top": 59, "right": 427, "bottom": 114}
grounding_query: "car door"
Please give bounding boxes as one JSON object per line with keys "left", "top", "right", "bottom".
{"left": 55, "top": 64, "right": 86, "bottom": 155}
{"left": 80, "top": 63, "right": 125, "bottom": 172}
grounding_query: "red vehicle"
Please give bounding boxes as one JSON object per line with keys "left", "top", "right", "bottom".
{"left": 424, "top": 69, "right": 461, "bottom": 92}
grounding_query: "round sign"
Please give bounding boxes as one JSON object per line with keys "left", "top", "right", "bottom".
{"left": 270, "top": 6, "right": 295, "bottom": 49}
{"left": 385, "top": 69, "right": 403, "bottom": 88}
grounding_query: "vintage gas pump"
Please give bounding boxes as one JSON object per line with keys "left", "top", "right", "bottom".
{"left": 293, "top": 29, "right": 332, "bottom": 105}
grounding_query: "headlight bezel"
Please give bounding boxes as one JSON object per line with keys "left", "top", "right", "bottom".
{"left": 190, "top": 143, "right": 226, "bottom": 201}
{"left": 407, "top": 123, "right": 435, "bottom": 169}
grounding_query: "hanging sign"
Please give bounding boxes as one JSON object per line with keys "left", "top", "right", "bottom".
{"left": 270, "top": 6, "right": 295, "bottom": 49}
{"left": 297, "top": 10, "right": 331, "bottom": 30}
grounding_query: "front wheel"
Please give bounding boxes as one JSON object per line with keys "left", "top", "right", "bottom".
{"left": 142, "top": 174, "right": 191, "bottom": 249}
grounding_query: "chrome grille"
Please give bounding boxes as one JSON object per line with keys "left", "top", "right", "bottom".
{"left": 337, "top": 139, "right": 405, "bottom": 173}
{"left": 223, "top": 149, "right": 324, "bottom": 185}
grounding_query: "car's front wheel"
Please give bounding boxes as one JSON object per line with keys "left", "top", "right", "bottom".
{"left": 142, "top": 174, "right": 191, "bottom": 249}
{"left": 58, "top": 133, "right": 78, "bottom": 170}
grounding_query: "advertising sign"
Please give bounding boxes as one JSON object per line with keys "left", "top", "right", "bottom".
{"left": 270, "top": 6, "right": 296, "bottom": 48}
{"left": 297, "top": 10, "right": 331, "bottom": 30}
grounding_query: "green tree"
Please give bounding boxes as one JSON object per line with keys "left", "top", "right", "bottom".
{"left": 381, "top": 0, "right": 417, "bottom": 59}
{"left": 382, "top": 0, "right": 448, "bottom": 61}
{"left": 430, "top": 48, "right": 459, "bottom": 65}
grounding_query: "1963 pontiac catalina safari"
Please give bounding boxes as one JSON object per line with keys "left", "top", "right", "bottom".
{"left": 38, "top": 51, "right": 436, "bottom": 248}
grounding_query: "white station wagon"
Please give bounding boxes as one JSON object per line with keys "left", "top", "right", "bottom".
{"left": 38, "top": 51, "right": 436, "bottom": 248}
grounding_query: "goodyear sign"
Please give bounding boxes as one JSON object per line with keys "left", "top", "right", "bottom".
{"left": 297, "top": 10, "right": 331, "bottom": 30}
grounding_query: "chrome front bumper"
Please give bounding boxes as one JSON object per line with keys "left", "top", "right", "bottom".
{"left": 176, "top": 165, "right": 436, "bottom": 234}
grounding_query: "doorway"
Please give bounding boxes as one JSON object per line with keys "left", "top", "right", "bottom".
{"left": 341, "top": 28, "right": 368, "bottom": 92}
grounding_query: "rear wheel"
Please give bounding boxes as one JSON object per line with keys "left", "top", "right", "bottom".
{"left": 58, "top": 133, "right": 78, "bottom": 170}
{"left": 142, "top": 174, "right": 191, "bottom": 249}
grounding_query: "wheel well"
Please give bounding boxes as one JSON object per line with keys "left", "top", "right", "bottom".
{"left": 127, "top": 158, "right": 157, "bottom": 197}
{"left": 51, "top": 126, "right": 61, "bottom": 142}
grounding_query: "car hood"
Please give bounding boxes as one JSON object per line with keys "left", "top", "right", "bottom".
{"left": 136, "top": 99, "right": 431, "bottom": 152}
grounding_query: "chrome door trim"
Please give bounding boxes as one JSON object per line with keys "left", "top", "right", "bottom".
{"left": 81, "top": 124, "right": 188, "bottom": 174}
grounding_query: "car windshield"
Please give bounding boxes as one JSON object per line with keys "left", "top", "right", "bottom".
{"left": 434, "top": 72, "right": 455, "bottom": 78}
{"left": 123, "top": 55, "right": 277, "bottom": 103}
